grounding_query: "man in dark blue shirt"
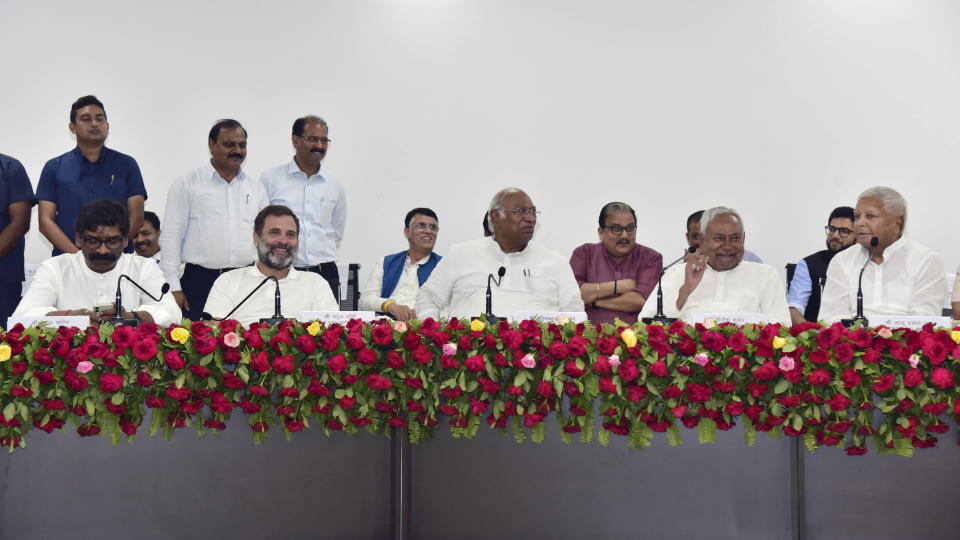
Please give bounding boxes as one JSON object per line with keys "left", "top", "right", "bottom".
{"left": 0, "top": 154, "right": 35, "bottom": 329}
{"left": 36, "top": 95, "right": 146, "bottom": 255}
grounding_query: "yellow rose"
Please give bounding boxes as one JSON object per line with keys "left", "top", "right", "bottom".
{"left": 470, "top": 319, "right": 486, "bottom": 332}
{"left": 307, "top": 321, "right": 322, "bottom": 336}
{"left": 0, "top": 343, "right": 10, "bottom": 362}
{"left": 772, "top": 336, "right": 786, "bottom": 349}
{"left": 170, "top": 327, "right": 190, "bottom": 345}
{"left": 621, "top": 328, "right": 638, "bottom": 348}
{"left": 952, "top": 330, "right": 960, "bottom": 345}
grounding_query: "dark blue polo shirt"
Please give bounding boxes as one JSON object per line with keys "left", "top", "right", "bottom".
{"left": 36, "top": 146, "right": 147, "bottom": 255}
{"left": 0, "top": 154, "right": 36, "bottom": 282}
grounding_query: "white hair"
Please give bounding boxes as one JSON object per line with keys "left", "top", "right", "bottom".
{"left": 487, "top": 187, "right": 525, "bottom": 234}
{"left": 858, "top": 186, "right": 907, "bottom": 224}
{"left": 700, "top": 206, "right": 743, "bottom": 233}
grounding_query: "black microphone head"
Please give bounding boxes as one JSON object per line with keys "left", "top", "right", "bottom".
{"left": 161, "top": 283, "right": 170, "bottom": 294}
{"left": 687, "top": 245, "right": 697, "bottom": 254}
{"left": 498, "top": 267, "right": 506, "bottom": 277}
{"left": 870, "top": 237, "right": 879, "bottom": 247}
{"left": 201, "top": 312, "right": 213, "bottom": 321}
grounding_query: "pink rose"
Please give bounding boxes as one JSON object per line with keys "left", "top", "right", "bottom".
{"left": 393, "top": 321, "right": 408, "bottom": 333}
{"left": 778, "top": 356, "right": 795, "bottom": 372}
{"left": 76, "top": 360, "right": 94, "bottom": 374}
{"left": 520, "top": 353, "right": 536, "bottom": 369}
{"left": 876, "top": 326, "right": 893, "bottom": 339}
{"left": 908, "top": 354, "right": 920, "bottom": 369}
{"left": 223, "top": 332, "right": 240, "bottom": 348}
{"left": 442, "top": 342, "right": 457, "bottom": 356}
{"left": 608, "top": 354, "right": 621, "bottom": 367}
{"left": 694, "top": 353, "right": 709, "bottom": 367}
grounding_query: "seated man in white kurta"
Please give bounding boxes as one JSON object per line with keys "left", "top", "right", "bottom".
{"left": 203, "top": 205, "right": 338, "bottom": 326}
{"left": 415, "top": 188, "right": 583, "bottom": 319}
{"left": 358, "top": 207, "right": 441, "bottom": 322}
{"left": 819, "top": 186, "right": 946, "bottom": 323}
{"left": 639, "top": 206, "right": 790, "bottom": 325}
{"left": 13, "top": 199, "right": 181, "bottom": 326}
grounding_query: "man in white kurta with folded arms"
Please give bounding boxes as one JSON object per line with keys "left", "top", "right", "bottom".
{"left": 639, "top": 206, "right": 790, "bottom": 325}
{"left": 202, "top": 205, "right": 338, "bottom": 326}
{"left": 818, "top": 186, "right": 946, "bottom": 323}
{"left": 416, "top": 188, "right": 583, "bottom": 319}
{"left": 13, "top": 199, "right": 181, "bottom": 326}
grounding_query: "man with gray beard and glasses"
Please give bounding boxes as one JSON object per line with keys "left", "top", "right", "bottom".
{"left": 202, "top": 205, "right": 338, "bottom": 325}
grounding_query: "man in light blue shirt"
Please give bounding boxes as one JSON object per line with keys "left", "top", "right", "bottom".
{"left": 259, "top": 115, "right": 346, "bottom": 301}
{"left": 787, "top": 206, "right": 856, "bottom": 324}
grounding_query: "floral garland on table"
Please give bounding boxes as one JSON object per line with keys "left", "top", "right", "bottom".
{"left": 0, "top": 316, "right": 959, "bottom": 456}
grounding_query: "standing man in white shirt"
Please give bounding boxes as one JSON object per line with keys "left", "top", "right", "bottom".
{"left": 160, "top": 119, "right": 268, "bottom": 321}
{"left": 640, "top": 206, "right": 790, "bottom": 325}
{"left": 203, "top": 205, "right": 338, "bottom": 326}
{"left": 359, "top": 208, "right": 441, "bottom": 321}
{"left": 819, "top": 186, "right": 947, "bottom": 323}
{"left": 14, "top": 199, "right": 180, "bottom": 326}
{"left": 416, "top": 188, "right": 583, "bottom": 320}
{"left": 260, "top": 115, "right": 346, "bottom": 302}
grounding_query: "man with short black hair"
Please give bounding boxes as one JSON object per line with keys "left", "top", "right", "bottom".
{"left": 160, "top": 119, "right": 268, "bottom": 320}
{"left": 359, "top": 208, "right": 442, "bottom": 321}
{"left": 570, "top": 202, "right": 662, "bottom": 325}
{"left": 260, "top": 115, "right": 346, "bottom": 297}
{"left": 787, "top": 206, "right": 856, "bottom": 324}
{"left": 36, "top": 95, "right": 146, "bottom": 255}
{"left": 0, "top": 154, "right": 36, "bottom": 329}
{"left": 203, "top": 205, "right": 338, "bottom": 325}
{"left": 13, "top": 199, "right": 179, "bottom": 325}
{"left": 134, "top": 211, "right": 161, "bottom": 260}
{"left": 416, "top": 188, "right": 582, "bottom": 319}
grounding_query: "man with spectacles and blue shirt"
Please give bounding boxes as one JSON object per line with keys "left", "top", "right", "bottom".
{"left": 260, "top": 115, "right": 346, "bottom": 300}
{"left": 359, "top": 208, "right": 442, "bottom": 321}
{"left": 13, "top": 199, "right": 180, "bottom": 326}
{"left": 787, "top": 206, "right": 856, "bottom": 325}
{"left": 416, "top": 188, "right": 583, "bottom": 319}
{"left": 570, "top": 202, "right": 662, "bottom": 325}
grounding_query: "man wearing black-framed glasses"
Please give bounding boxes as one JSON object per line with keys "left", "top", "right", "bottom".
{"left": 786, "top": 206, "right": 856, "bottom": 324}
{"left": 13, "top": 199, "right": 180, "bottom": 325}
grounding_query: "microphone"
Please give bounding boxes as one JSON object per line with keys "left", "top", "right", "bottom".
{"left": 218, "top": 275, "right": 285, "bottom": 325}
{"left": 105, "top": 275, "right": 171, "bottom": 327}
{"left": 842, "top": 236, "right": 878, "bottom": 328}
{"left": 642, "top": 246, "right": 697, "bottom": 325}
{"left": 486, "top": 266, "right": 506, "bottom": 323}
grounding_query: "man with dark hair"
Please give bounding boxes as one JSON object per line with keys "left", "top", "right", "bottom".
{"left": 359, "top": 208, "right": 441, "bottom": 321}
{"left": 260, "top": 115, "right": 346, "bottom": 297}
{"left": 160, "top": 119, "right": 268, "bottom": 320}
{"left": 569, "top": 202, "right": 662, "bottom": 325}
{"left": 686, "top": 209, "right": 762, "bottom": 263}
{"left": 0, "top": 154, "right": 36, "bottom": 329}
{"left": 787, "top": 206, "right": 857, "bottom": 324}
{"left": 36, "top": 95, "right": 147, "bottom": 256}
{"left": 134, "top": 211, "right": 161, "bottom": 260}
{"left": 13, "top": 199, "right": 179, "bottom": 325}
{"left": 203, "top": 205, "right": 337, "bottom": 325}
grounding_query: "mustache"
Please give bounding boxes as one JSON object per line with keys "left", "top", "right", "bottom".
{"left": 228, "top": 153, "right": 244, "bottom": 159}
{"left": 310, "top": 148, "right": 325, "bottom": 153}
{"left": 89, "top": 253, "right": 118, "bottom": 262}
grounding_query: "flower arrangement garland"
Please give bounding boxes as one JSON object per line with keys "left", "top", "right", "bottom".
{"left": 0, "top": 316, "right": 958, "bottom": 457}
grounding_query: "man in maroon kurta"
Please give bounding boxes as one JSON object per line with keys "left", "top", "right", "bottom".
{"left": 570, "top": 202, "right": 662, "bottom": 325}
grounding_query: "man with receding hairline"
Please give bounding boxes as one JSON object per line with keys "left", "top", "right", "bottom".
{"left": 416, "top": 188, "right": 582, "bottom": 319}
{"left": 819, "top": 186, "right": 946, "bottom": 323}
{"left": 160, "top": 119, "right": 268, "bottom": 321}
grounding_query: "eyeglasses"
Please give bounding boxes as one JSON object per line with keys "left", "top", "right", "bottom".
{"left": 412, "top": 222, "right": 439, "bottom": 232}
{"left": 603, "top": 225, "right": 637, "bottom": 235}
{"left": 495, "top": 207, "right": 541, "bottom": 217}
{"left": 298, "top": 135, "right": 332, "bottom": 144}
{"left": 81, "top": 234, "right": 125, "bottom": 249}
{"left": 825, "top": 226, "right": 853, "bottom": 238}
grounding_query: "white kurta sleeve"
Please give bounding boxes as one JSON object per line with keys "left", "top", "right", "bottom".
{"left": 358, "top": 258, "right": 388, "bottom": 312}
{"left": 416, "top": 256, "right": 454, "bottom": 320}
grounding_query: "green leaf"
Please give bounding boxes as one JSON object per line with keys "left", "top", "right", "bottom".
{"left": 513, "top": 372, "right": 526, "bottom": 387}
{"left": 282, "top": 375, "right": 295, "bottom": 388}
{"left": 696, "top": 417, "right": 717, "bottom": 444}
{"left": 175, "top": 373, "right": 186, "bottom": 389}
{"left": 667, "top": 423, "right": 683, "bottom": 446}
{"left": 236, "top": 365, "right": 250, "bottom": 383}
{"left": 773, "top": 379, "right": 791, "bottom": 394}
{"left": 85, "top": 398, "right": 96, "bottom": 416}
{"left": 2, "top": 403, "right": 15, "bottom": 421}
{"left": 111, "top": 393, "right": 125, "bottom": 405}
{"left": 334, "top": 389, "right": 345, "bottom": 399}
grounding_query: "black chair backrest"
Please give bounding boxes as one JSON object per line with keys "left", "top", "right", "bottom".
{"left": 341, "top": 263, "right": 360, "bottom": 311}
{"left": 785, "top": 263, "right": 796, "bottom": 287}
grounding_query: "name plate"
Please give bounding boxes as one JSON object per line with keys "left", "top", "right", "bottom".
{"left": 301, "top": 311, "right": 378, "bottom": 324}
{"left": 8, "top": 315, "right": 90, "bottom": 330}
{"left": 869, "top": 315, "right": 952, "bottom": 330}
{"left": 687, "top": 312, "right": 768, "bottom": 325}
{"left": 508, "top": 311, "right": 588, "bottom": 324}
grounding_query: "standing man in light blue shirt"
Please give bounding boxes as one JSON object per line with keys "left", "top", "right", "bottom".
{"left": 260, "top": 115, "right": 346, "bottom": 302}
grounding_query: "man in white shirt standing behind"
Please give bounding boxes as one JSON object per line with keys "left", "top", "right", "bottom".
{"left": 160, "top": 119, "right": 268, "bottom": 321}
{"left": 14, "top": 199, "right": 180, "bottom": 326}
{"left": 359, "top": 208, "right": 441, "bottom": 321}
{"left": 640, "top": 206, "right": 790, "bottom": 325}
{"left": 260, "top": 115, "right": 346, "bottom": 302}
{"left": 819, "top": 186, "right": 946, "bottom": 323}
{"left": 416, "top": 188, "right": 583, "bottom": 320}
{"left": 202, "top": 205, "right": 338, "bottom": 326}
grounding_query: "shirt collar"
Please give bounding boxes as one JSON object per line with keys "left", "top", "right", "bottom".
{"left": 72, "top": 145, "right": 108, "bottom": 165}
{"left": 205, "top": 161, "right": 246, "bottom": 183}
{"left": 287, "top": 157, "right": 324, "bottom": 179}
{"left": 247, "top": 263, "right": 300, "bottom": 282}
{"left": 880, "top": 236, "right": 907, "bottom": 260}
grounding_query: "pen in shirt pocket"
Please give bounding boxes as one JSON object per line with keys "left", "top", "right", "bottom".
{"left": 110, "top": 174, "right": 115, "bottom": 185}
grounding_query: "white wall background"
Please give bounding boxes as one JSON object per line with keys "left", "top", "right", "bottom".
{"left": 3, "top": 0, "right": 959, "bottom": 289}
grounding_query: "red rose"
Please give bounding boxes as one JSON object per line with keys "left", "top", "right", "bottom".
{"left": 903, "top": 368, "right": 924, "bottom": 387}
{"left": 564, "top": 358, "right": 586, "bottom": 377}
{"left": 809, "top": 349, "right": 830, "bottom": 365}
{"left": 132, "top": 338, "right": 158, "bottom": 362}
{"left": 618, "top": 360, "right": 640, "bottom": 382}
{"left": 464, "top": 355, "right": 486, "bottom": 372}
{"left": 536, "top": 380, "right": 555, "bottom": 399}
{"left": 840, "top": 368, "right": 861, "bottom": 388}
{"left": 294, "top": 335, "right": 317, "bottom": 354}
{"left": 872, "top": 373, "right": 896, "bottom": 393}
{"left": 547, "top": 341, "right": 570, "bottom": 360}
{"left": 727, "top": 355, "right": 746, "bottom": 371}
{"left": 816, "top": 324, "right": 842, "bottom": 348}
{"left": 500, "top": 329, "right": 524, "bottom": 350}
{"left": 163, "top": 350, "right": 185, "bottom": 370}
{"left": 806, "top": 369, "right": 831, "bottom": 386}
{"left": 65, "top": 348, "right": 87, "bottom": 368}
{"left": 371, "top": 323, "right": 393, "bottom": 346}
{"left": 833, "top": 342, "right": 854, "bottom": 363}
{"left": 189, "top": 364, "right": 211, "bottom": 378}
{"left": 598, "top": 377, "right": 617, "bottom": 394}
{"left": 752, "top": 361, "right": 779, "bottom": 381}
{"left": 33, "top": 347, "right": 54, "bottom": 365}
{"left": 339, "top": 396, "right": 356, "bottom": 409}
{"left": 438, "top": 404, "right": 459, "bottom": 416}
{"left": 222, "top": 372, "right": 245, "bottom": 389}
{"left": 166, "top": 386, "right": 192, "bottom": 400}
{"left": 248, "top": 350, "right": 270, "bottom": 373}
{"left": 725, "top": 402, "right": 744, "bottom": 416}
{"left": 194, "top": 335, "right": 217, "bottom": 355}
{"left": 272, "top": 354, "right": 295, "bottom": 374}
{"left": 77, "top": 424, "right": 101, "bottom": 437}
{"left": 98, "top": 372, "right": 124, "bottom": 393}
{"left": 404, "top": 376, "right": 424, "bottom": 389}
{"left": 441, "top": 387, "right": 463, "bottom": 399}
{"left": 776, "top": 395, "right": 801, "bottom": 407}
{"left": 663, "top": 385, "right": 682, "bottom": 399}
{"left": 277, "top": 387, "right": 299, "bottom": 398}
{"left": 366, "top": 374, "right": 393, "bottom": 390}
{"left": 9, "top": 385, "right": 32, "bottom": 397}
{"left": 930, "top": 367, "right": 954, "bottom": 389}
{"left": 440, "top": 356, "right": 459, "bottom": 370}
{"left": 145, "top": 396, "right": 165, "bottom": 408}
{"left": 649, "top": 360, "right": 668, "bottom": 378}
{"left": 412, "top": 344, "right": 433, "bottom": 365}
{"left": 357, "top": 348, "right": 377, "bottom": 366}
{"left": 727, "top": 332, "right": 748, "bottom": 353}
{"left": 327, "top": 354, "right": 348, "bottom": 374}
{"left": 111, "top": 326, "right": 136, "bottom": 348}
{"left": 625, "top": 384, "right": 647, "bottom": 403}
{"left": 387, "top": 351, "right": 405, "bottom": 369}
{"left": 701, "top": 331, "right": 726, "bottom": 352}
{"left": 746, "top": 383, "right": 768, "bottom": 398}
{"left": 925, "top": 401, "right": 949, "bottom": 415}
{"left": 687, "top": 383, "right": 713, "bottom": 403}
{"left": 713, "top": 380, "right": 736, "bottom": 393}
{"left": 924, "top": 339, "right": 948, "bottom": 366}
{"left": 825, "top": 392, "right": 851, "bottom": 411}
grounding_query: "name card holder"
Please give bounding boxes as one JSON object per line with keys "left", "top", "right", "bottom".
{"left": 8, "top": 315, "right": 91, "bottom": 330}
{"left": 687, "top": 312, "right": 769, "bottom": 326}
{"left": 301, "top": 311, "right": 378, "bottom": 324}
{"left": 869, "top": 315, "right": 953, "bottom": 330}
{"left": 508, "top": 311, "right": 588, "bottom": 324}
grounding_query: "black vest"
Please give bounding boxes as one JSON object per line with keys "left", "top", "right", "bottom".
{"left": 801, "top": 249, "right": 836, "bottom": 322}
